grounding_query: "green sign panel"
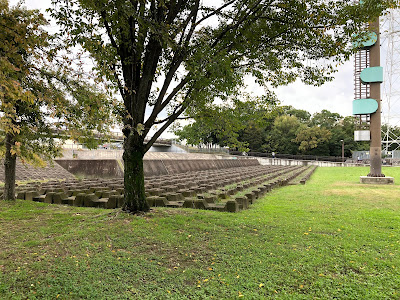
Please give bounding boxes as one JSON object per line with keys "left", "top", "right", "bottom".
{"left": 360, "top": 66, "right": 383, "bottom": 84}
{"left": 352, "top": 32, "right": 378, "bottom": 49}
{"left": 353, "top": 98, "right": 378, "bottom": 115}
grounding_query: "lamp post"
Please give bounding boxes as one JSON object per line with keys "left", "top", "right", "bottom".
{"left": 341, "top": 139, "right": 344, "bottom": 163}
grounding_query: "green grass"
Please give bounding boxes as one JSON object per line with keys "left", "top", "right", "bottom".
{"left": 1, "top": 167, "right": 400, "bottom": 299}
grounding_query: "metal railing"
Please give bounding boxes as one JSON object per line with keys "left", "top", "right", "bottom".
{"left": 229, "top": 151, "right": 348, "bottom": 162}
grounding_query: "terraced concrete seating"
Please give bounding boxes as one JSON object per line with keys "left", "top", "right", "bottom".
{"left": 299, "top": 166, "right": 318, "bottom": 185}
{"left": 0, "top": 160, "right": 75, "bottom": 182}
{"left": 14, "top": 165, "right": 317, "bottom": 213}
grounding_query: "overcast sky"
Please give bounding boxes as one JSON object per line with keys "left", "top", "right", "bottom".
{"left": 11, "top": 0, "right": 396, "bottom": 121}
{"left": 251, "top": 64, "right": 355, "bottom": 116}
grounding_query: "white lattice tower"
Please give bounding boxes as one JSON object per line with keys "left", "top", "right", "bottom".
{"left": 353, "top": 0, "right": 371, "bottom": 131}
{"left": 354, "top": 48, "right": 371, "bottom": 130}
{"left": 382, "top": 8, "right": 400, "bottom": 151}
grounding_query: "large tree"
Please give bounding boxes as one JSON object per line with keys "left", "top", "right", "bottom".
{"left": 0, "top": 1, "right": 114, "bottom": 200}
{"left": 50, "top": 0, "right": 394, "bottom": 213}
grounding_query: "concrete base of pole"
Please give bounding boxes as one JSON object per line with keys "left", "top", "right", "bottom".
{"left": 360, "top": 176, "right": 394, "bottom": 184}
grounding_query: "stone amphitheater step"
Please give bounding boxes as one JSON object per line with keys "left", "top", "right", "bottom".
{"left": 0, "top": 159, "right": 75, "bottom": 182}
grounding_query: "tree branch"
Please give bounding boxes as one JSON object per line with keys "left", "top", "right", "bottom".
{"left": 172, "top": 116, "right": 191, "bottom": 121}
{"left": 146, "top": 0, "right": 199, "bottom": 124}
{"left": 144, "top": 96, "right": 191, "bottom": 152}
{"left": 176, "top": 0, "right": 200, "bottom": 46}
{"left": 210, "top": 0, "right": 264, "bottom": 49}
{"left": 195, "top": 0, "right": 237, "bottom": 26}
{"left": 135, "top": 35, "right": 163, "bottom": 121}
{"left": 100, "top": 11, "right": 120, "bottom": 55}
{"left": 153, "top": 115, "right": 190, "bottom": 125}
{"left": 111, "top": 63, "right": 125, "bottom": 97}
{"left": 144, "top": 74, "right": 190, "bottom": 133}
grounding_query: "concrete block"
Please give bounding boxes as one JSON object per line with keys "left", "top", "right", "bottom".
{"left": 181, "top": 190, "right": 196, "bottom": 197}
{"left": 216, "top": 191, "right": 228, "bottom": 200}
{"left": 62, "top": 196, "right": 75, "bottom": 205}
{"left": 106, "top": 196, "right": 118, "bottom": 209}
{"left": 43, "top": 192, "right": 56, "bottom": 204}
{"left": 25, "top": 191, "right": 39, "bottom": 201}
{"left": 226, "top": 200, "right": 238, "bottom": 213}
{"left": 204, "top": 195, "right": 217, "bottom": 203}
{"left": 75, "top": 193, "right": 86, "bottom": 207}
{"left": 206, "top": 203, "right": 226, "bottom": 212}
{"left": 165, "top": 201, "right": 184, "bottom": 208}
{"left": 183, "top": 198, "right": 195, "bottom": 208}
{"left": 235, "top": 196, "right": 249, "bottom": 210}
{"left": 360, "top": 176, "right": 394, "bottom": 184}
{"left": 245, "top": 192, "right": 255, "bottom": 204}
{"left": 52, "top": 192, "right": 68, "bottom": 204}
{"left": 146, "top": 196, "right": 159, "bottom": 207}
{"left": 82, "top": 193, "right": 98, "bottom": 207}
{"left": 108, "top": 195, "right": 123, "bottom": 208}
{"left": 193, "top": 199, "right": 208, "bottom": 210}
{"left": 154, "top": 196, "right": 168, "bottom": 207}
{"left": 92, "top": 198, "right": 108, "bottom": 208}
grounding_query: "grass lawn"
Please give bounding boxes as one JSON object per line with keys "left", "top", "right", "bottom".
{"left": 1, "top": 167, "right": 399, "bottom": 299}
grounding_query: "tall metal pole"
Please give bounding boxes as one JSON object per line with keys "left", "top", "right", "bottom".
{"left": 368, "top": 17, "right": 384, "bottom": 177}
{"left": 341, "top": 140, "right": 344, "bottom": 163}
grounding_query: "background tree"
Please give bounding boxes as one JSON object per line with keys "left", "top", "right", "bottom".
{"left": 282, "top": 106, "right": 311, "bottom": 124}
{"left": 0, "top": 1, "right": 114, "bottom": 200}
{"left": 175, "top": 104, "right": 383, "bottom": 158}
{"left": 238, "top": 121, "right": 266, "bottom": 152}
{"left": 174, "top": 121, "right": 218, "bottom": 148}
{"left": 50, "top": 0, "right": 394, "bottom": 213}
{"left": 175, "top": 95, "right": 277, "bottom": 152}
{"left": 311, "top": 109, "right": 342, "bottom": 129}
{"left": 269, "top": 115, "right": 303, "bottom": 154}
{"left": 295, "top": 126, "right": 331, "bottom": 154}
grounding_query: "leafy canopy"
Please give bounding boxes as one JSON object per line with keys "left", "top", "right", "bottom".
{"left": 174, "top": 94, "right": 278, "bottom": 151}
{"left": 176, "top": 104, "right": 370, "bottom": 157}
{"left": 0, "top": 0, "right": 115, "bottom": 165}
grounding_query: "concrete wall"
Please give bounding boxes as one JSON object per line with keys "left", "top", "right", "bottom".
{"left": 60, "top": 144, "right": 187, "bottom": 159}
{"left": 149, "top": 144, "right": 187, "bottom": 153}
{"left": 61, "top": 149, "right": 123, "bottom": 159}
{"left": 60, "top": 146, "right": 232, "bottom": 159}
{"left": 56, "top": 158, "right": 260, "bottom": 178}
{"left": 55, "top": 159, "right": 124, "bottom": 178}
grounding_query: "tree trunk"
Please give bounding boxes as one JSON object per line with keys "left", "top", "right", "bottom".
{"left": 3, "top": 133, "right": 16, "bottom": 201}
{"left": 122, "top": 134, "right": 149, "bottom": 213}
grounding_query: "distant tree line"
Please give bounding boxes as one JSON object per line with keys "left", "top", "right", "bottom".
{"left": 174, "top": 103, "right": 371, "bottom": 157}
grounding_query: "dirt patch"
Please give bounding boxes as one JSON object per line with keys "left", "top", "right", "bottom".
{"left": 143, "top": 208, "right": 194, "bottom": 219}
{"left": 330, "top": 182, "right": 361, "bottom": 188}
{"left": 326, "top": 188, "right": 396, "bottom": 197}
